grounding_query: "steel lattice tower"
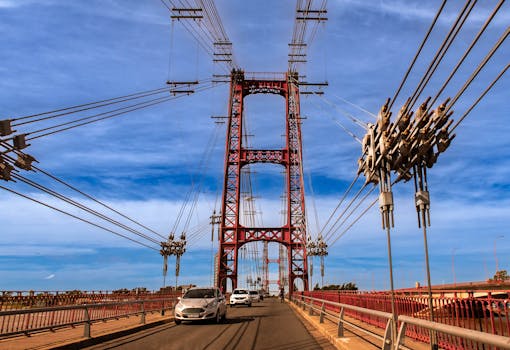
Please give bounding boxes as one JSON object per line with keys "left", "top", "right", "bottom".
{"left": 216, "top": 70, "right": 308, "bottom": 294}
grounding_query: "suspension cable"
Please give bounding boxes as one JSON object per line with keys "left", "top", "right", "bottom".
{"left": 451, "top": 63, "right": 509, "bottom": 133}
{"left": 328, "top": 197, "right": 378, "bottom": 248}
{"left": 388, "top": 0, "right": 448, "bottom": 111}
{"left": 408, "top": 0, "right": 477, "bottom": 110}
{"left": 24, "top": 82, "right": 222, "bottom": 140}
{"left": 429, "top": 0, "right": 505, "bottom": 109}
{"left": 26, "top": 95, "right": 176, "bottom": 140}
{"left": 330, "top": 92, "right": 377, "bottom": 119}
{"left": 323, "top": 183, "right": 373, "bottom": 243}
{"left": 12, "top": 88, "right": 173, "bottom": 127}
{"left": 170, "top": 121, "right": 222, "bottom": 236}
{"left": 315, "top": 93, "right": 367, "bottom": 130}
{"left": 181, "top": 122, "right": 222, "bottom": 235}
{"left": 12, "top": 173, "right": 162, "bottom": 245}
{"left": 446, "top": 26, "right": 509, "bottom": 112}
{"left": 0, "top": 185, "right": 159, "bottom": 251}
{"left": 318, "top": 172, "right": 361, "bottom": 238}
{"left": 32, "top": 165, "right": 167, "bottom": 240}
{"left": 10, "top": 86, "right": 172, "bottom": 123}
{"left": 324, "top": 184, "right": 377, "bottom": 245}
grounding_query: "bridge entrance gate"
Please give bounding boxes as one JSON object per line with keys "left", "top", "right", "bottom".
{"left": 216, "top": 70, "right": 309, "bottom": 294}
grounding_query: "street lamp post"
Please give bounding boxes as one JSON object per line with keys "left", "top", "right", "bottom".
{"left": 494, "top": 235, "right": 504, "bottom": 274}
{"left": 451, "top": 248, "right": 457, "bottom": 286}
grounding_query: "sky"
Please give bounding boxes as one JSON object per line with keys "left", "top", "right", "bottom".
{"left": 0, "top": 0, "right": 508, "bottom": 292}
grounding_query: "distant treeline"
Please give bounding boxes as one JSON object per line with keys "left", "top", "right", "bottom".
{"left": 313, "top": 282, "right": 358, "bottom": 291}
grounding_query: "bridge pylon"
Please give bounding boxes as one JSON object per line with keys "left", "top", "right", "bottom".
{"left": 216, "top": 70, "right": 308, "bottom": 294}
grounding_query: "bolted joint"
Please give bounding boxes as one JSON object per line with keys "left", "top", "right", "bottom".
{"left": 415, "top": 190, "right": 430, "bottom": 211}
{"left": 14, "top": 153, "right": 37, "bottom": 171}
{"left": 379, "top": 191, "right": 394, "bottom": 211}
{"left": 0, "top": 161, "right": 15, "bottom": 181}
{"left": 0, "top": 119, "right": 14, "bottom": 137}
{"left": 377, "top": 98, "right": 392, "bottom": 132}
{"left": 13, "top": 134, "right": 29, "bottom": 150}
{"left": 414, "top": 97, "right": 432, "bottom": 128}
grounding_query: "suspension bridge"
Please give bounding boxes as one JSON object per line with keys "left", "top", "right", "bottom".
{"left": 1, "top": 0, "right": 509, "bottom": 349}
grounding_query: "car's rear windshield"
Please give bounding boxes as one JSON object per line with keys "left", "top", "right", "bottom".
{"left": 233, "top": 289, "right": 248, "bottom": 294}
{"left": 249, "top": 291, "right": 258, "bottom": 295}
{"left": 183, "top": 289, "right": 216, "bottom": 298}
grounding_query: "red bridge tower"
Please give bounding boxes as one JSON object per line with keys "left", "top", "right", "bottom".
{"left": 216, "top": 70, "right": 308, "bottom": 294}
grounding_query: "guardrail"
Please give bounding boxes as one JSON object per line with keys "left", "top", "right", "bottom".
{"left": 397, "top": 315, "right": 510, "bottom": 350}
{"left": 294, "top": 293, "right": 510, "bottom": 350}
{"left": 306, "top": 290, "right": 510, "bottom": 342}
{"left": 0, "top": 298, "right": 175, "bottom": 339}
{"left": 0, "top": 290, "right": 179, "bottom": 311}
{"left": 291, "top": 294, "right": 395, "bottom": 350}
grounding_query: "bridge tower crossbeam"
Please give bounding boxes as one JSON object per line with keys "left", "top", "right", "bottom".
{"left": 216, "top": 70, "right": 308, "bottom": 294}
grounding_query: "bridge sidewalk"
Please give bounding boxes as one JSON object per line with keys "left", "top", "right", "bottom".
{"left": 0, "top": 312, "right": 174, "bottom": 350}
{"left": 289, "top": 300, "right": 430, "bottom": 350}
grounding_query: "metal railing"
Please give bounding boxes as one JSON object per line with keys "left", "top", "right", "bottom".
{"left": 306, "top": 290, "right": 510, "bottom": 341}
{"left": 291, "top": 294, "right": 395, "bottom": 350}
{"left": 0, "top": 290, "right": 179, "bottom": 311}
{"left": 0, "top": 298, "right": 175, "bottom": 338}
{"left": 295, "top": 292, "right": 510, "bottom": 350}
{"left": 397, "top": 315, "right": 510, "bottom": 350}
{"left": 244, "top": 72, "right": 287, "bottom": 81}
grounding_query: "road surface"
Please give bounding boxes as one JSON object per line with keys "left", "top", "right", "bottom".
{"left": 83, "top": 298, "right": 334, "bottom": 350}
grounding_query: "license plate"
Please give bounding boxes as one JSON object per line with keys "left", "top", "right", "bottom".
{"left": 189, "top": 314, "right": 200, "bottom": 318}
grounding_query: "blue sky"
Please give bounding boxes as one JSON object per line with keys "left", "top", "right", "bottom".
{"left": 0, "top": 0, "right": 508, "bottom": 292}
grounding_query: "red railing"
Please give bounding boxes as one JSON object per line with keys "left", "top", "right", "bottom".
{"left": 0, "top": 290, "right": 180, "bottom": 311}
{"left": 304, "top": 290, "right": 510, "bottom": 350}
{"left": 0, "top": 297, "right": 176, "bottom": 338}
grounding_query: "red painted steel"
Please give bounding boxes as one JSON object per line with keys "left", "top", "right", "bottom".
{"left": 304, "top": 290, "right": 510, "bottom": 350}
{"left": 0, "top": 297, "right": 176, "bottom": 337}
{"left": 0, "top": 290, "right": 179, "bottom": 311}
{"left": 217, "top": 70, "right": 308, "bottom": 294}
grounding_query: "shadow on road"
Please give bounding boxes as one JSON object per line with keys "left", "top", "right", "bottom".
{"left": 180, "top": 316, "right": 254, "bottom": 325}
{"left": 223, "top": 316, "right": 255, "bottom": 324}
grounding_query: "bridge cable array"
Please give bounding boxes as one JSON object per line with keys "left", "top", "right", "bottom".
{"left": 160, "top": 0, "right": 238, "bottom": 76}
{"left": 313, "top": 0, "right": 508, "bottom": 251}
{"left": 0, "top": 185, "right": 160, "bottom": 251}
{"left": 289, "top": 0, "right": 328, "bottom": 73}
{"left": 1, "top": 80, "right": 226, "bottom": 252}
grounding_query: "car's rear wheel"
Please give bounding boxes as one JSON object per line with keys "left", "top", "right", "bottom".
{"left": 175, "top": 319, "right": 181, "bottom": 325}
{"left": 215, "top": 311, "right": 221, "bottom": 324}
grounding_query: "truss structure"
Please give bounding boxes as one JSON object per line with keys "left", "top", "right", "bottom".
{"left": 216, "top": 70, "right": 308, "bottom": 294}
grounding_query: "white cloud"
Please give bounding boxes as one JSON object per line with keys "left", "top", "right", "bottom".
{"left": 0, "top": 0, "right": 508, "bottom": 292}
{"left": 0, "top": 0, "right": 57, "bottom": 9}
{"left": 0, "top": 0, "right": 47, "bottom": 8}
{"left": 0, "top": 245, "right": 96, "bottom": 257}
{"left": 332, "top": 0, "right": 510, "bottom": 27}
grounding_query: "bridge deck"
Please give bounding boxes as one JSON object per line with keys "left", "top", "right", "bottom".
{"left": 1, "top": 299, "right": 338, "bottom": 350}
{"left": 0, "top": 298, "right": 440, "bottom": 350}
{"left": 81, "top": 298, "right": 335, "bottom": 350}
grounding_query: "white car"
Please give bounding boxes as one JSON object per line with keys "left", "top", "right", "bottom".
{"left": 249, "top": 290, "right": 260, "bottom": 302}
{"left": 174, "top": 287, "right": 227, "bottom": 324}
{"left": 229, "top": 289, "right": 252, "bottom": 307}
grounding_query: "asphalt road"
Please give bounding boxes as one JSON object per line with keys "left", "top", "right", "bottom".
{"left": 83, "top": 298, "right": 335, "bottom": 350}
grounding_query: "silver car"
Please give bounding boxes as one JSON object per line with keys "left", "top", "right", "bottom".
{"left": 249, "top": 290, "right": 260, "bottom": 302}
{"left": 174, "top": 287, "right": 227, "bottom": 324}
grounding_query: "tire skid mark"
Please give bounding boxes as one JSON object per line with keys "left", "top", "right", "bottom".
{"left": 201, "top": 322, "right": 235, "bottom": 350}
{"left": 224, "top": 319, "right": 251, "bottom": 350}
{"left": 249, "top": 316, "right": 262, "bottom": 350}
